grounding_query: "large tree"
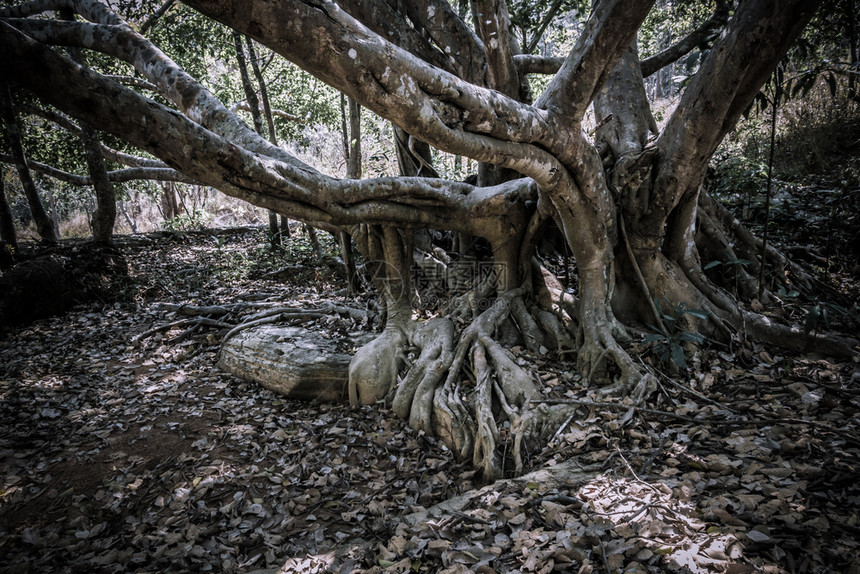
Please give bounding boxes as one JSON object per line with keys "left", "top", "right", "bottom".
{"left": 2, "top": 0, "right": 854, "bottom": 478}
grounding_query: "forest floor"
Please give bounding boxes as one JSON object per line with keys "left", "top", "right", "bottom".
{"left": 1, "top": 222, "right": 859, "bottom": 574}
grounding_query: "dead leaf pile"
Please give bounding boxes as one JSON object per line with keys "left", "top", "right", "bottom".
{"left": 1, "top": 228, "right": 858, "bottom": 574}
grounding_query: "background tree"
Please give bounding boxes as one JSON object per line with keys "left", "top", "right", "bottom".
{"left": 1, "top": 0, "right": 856, "bottom": 479}
{"left": 0, "top": 169, "right": 16, "bottom": 257}
{"left": 0, "top": 83, "right": 56, "bottom": 243}
{"left": 232, "top": 28, "right": 281, "bottom": 248}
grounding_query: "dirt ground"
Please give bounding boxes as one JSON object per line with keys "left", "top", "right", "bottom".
{"left": 1, "top": 228, "right": 858, "bottom": 573}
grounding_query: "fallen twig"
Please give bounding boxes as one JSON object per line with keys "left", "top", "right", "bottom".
{"left": 530, "top": 398, "right": 701, "bottom": 423}
{"left": 132, "top": 316, "right": 234, "bottom": 342}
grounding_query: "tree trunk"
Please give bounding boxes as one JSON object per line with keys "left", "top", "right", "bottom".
{"left": 0, "top": 171, "right": 17, "bottom": 250}
{"left": 80, "top": 124, "right": 117, "bottom": 244}
{"left": 160, "top": 181, "right": 179, "bottom": 220}
{"left": 339, "top": 93, "right": 361, "bottom": 294}
{"left": 0, "top": 82, "right": 56, "bottom": 244}
{"left": 246, "top": 37, "right": 287, "bottom": 247}
{"left": 306, "top": 224, "right": 323, "bottom": 259}
{"left": 59, "top": 6, "right": 116, "bottom": 245}
{"left": 233, "top": 30, "right": 281, "bottom": 248}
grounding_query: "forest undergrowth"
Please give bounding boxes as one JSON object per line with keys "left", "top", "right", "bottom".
{"left": 1, "top": 173, "right": 859, "bottom": 573}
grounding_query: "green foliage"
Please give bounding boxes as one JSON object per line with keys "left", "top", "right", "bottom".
{"left": 708, "top": 155, "right": 768, "bottom": 203}
{"left": 704, "top": 251, "right": 754, "bottom": 296}
{"left": 146, "top": 4, "right": 234, "bottom": 88}
{"left": 162, "top": 209, "right": 210, "bottom": 231}
{"left": 284, "top": 230, "right": 339, "bottom": 262}
{"left": 638, "top": 0, "right": 717, "bottom": 60}
{"left": 508, "top": 0, "right": 588, "bottom": 53}
{"left": 801, "top": 301, "right": 856, "bottom": 334}
{"left": 644, "top": 299, "right": 708, "bottom": 370}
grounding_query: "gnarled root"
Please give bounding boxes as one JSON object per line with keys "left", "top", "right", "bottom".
{"left": 577, "top": 319, "right": 657, "bottom": 404}
{"left": 390, "top": 317, "right": 455, "bottom": 433}
{"left": 348, "top": 327, "right": 407, "bottom": 405}
{"left": 424, "top": 290, "right": 550, "bottom": 478}
{"left": 472, "top": 343, "right": 503, "bottom": 480}
{"left": 433, "top": 379, "right": 474, "bottom": 461}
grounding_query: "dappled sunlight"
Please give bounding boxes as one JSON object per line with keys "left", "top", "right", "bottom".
{"left": 575, "top": 474, "right": 742, "bottom": 572}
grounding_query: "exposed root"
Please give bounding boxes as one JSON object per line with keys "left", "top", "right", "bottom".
{"left": 472, "top": 343, "right": 503, "bottom": 480}
{"left": 509, "top": 296, "right": 545, "bottom": 352}
{"left": 534, "top": 308, "right": 575, "bottom": 351}
{"left": 675, "top": 224, "right": 860, "bottom": 357}
{"left": 378, "top": 287, "right": 581, "bottom": 479}
{"left": 740, "top": 309, "right": 858, "bottom": 357}
{"left": 390, "top": 317, "right": 455, "bottom": 433}
{"left": 698, "top": 192, "right": 829, "bottom": 298}
{"left": 432, "top": 379, "right": 474, "bottom": 460}
{"left": 348, "top": 327, "right": 407, "bottom": 405}
{"left": 532, "top": 258, "right": 578, "bottom": 327}
{"left": 575, "top": 296, "right": 658, "bottom": 404}
{"left": 480, "top": 334, "right": 538, "bottom": 406}
{"left": 497, "top": 380, "right": 539, "bottom": 475}
{"left": 135, "top": 300, "right": 369, "bottom": 345}
{"left": 444, "top": 270, "right": 498, "bottom": 322}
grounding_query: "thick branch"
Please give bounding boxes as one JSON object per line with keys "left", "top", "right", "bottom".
{"left": 473, "top": 0, "right": 520, "bottom": 96}
{"left": 639, "top": 0, "right": 730, "bottom": 78}
{"left": 392, "top": 0, "right": 486, "bottom": 84}
{"left": 534, "top": 0, "right": 655, "bottom": 120}
{"left": 650, "top": 0, "right": 821, "bottom": 237}
{"left": 0, "top": 155, "right": 199, "bottom": 185}
{"left": 181, "top": 0, "right": 551, "bottom": 149}
{"left": 514, "top": 54, "right": 564, "bottom": 75}
{"left": 104, "top": 74, "right": 158, "bottom": 92}
{"left": 0, "top": 0, "right": 123, "bottom": 26}
{"left": 1, "top": 14, "right": 310, "bottom": 172}
{"left": 335, "top": 0, "right": 454, "bottom": 78}
{"left": 1, "top": 22, "right": 542, "bottom": 236}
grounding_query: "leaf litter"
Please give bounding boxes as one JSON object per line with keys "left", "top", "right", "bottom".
{"left": 1, "top": 228, "right": 858, "bottom": 573}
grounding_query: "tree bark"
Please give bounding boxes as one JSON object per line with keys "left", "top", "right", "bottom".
{"left": 339, "top": 93, "right": 360, "bottom": 295}
{"left": 80, "top": 123, "right": 117, "bottom": 244}
{"left": 160, "top": 181, "right": 179, "bottom": 220}
{"left": 246, "top": 37, "right": 294, "bottom": 244}
{"left": 639, "top": 0, "right": 730, "bottom": 78}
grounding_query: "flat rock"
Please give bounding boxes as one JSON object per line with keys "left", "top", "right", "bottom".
{"left": 218, "top": 325, "right": 375, "bottom": 402}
